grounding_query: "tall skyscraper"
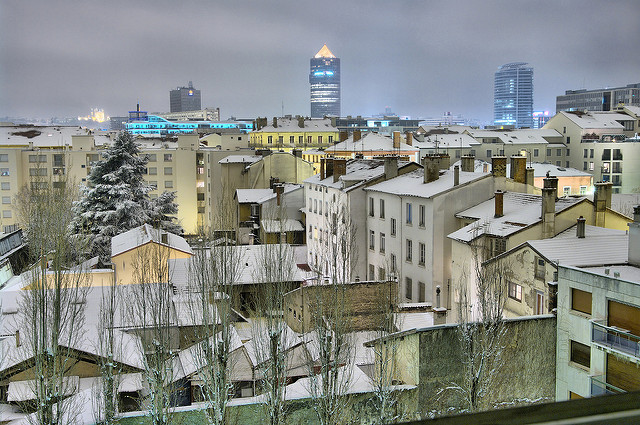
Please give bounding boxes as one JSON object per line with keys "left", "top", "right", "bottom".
{"left": 310, "top": 45, "right": 340, "bottom": 118}
{"left": 170, "top": 81, "right": 201, "bottom": 113}
{"left": 493, "top": 62, "right": 533, "bottom": 128}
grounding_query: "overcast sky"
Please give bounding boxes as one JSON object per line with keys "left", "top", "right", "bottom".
{"left": 1, "top": 0, "right": 639, "bottom": 123}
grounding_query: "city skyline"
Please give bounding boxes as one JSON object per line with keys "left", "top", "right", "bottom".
{"left": 1, "top": 1, "right": 639, "bottom": 122}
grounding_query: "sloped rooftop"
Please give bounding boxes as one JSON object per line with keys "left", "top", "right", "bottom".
{"left": 325, "top": 132, "right": 418, "bottom": 153}
{"left": 304, "top": 158, "right": 411, "bottom": 192}
{"left": 236, "top": 183, "right": 302, "bottom": 204}
{"left": 111, "top": 224, "right": 192, "bottom": 257}
{"left": 365, "top": 168, "right": 489, "bottom": 198}
{"left": 314, "top": 44, "right": 336, "bottom": 58}
{"left": 559, "top": 111, "right": 627, "bottom": 130}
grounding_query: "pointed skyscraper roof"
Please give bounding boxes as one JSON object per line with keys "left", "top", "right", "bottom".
{"left": 314, "top": 44, "right": 336, "bottom": 59}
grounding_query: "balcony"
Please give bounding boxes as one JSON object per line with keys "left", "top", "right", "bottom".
{"left": 590, "top": 375, "right": 625, "bottom": 397}
{"left": 591, "top": 320, "right": 640, "bottom": 360}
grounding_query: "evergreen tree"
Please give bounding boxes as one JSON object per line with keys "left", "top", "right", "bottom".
{"left": 71, "top": 131, "right": 181, "bottom": 262}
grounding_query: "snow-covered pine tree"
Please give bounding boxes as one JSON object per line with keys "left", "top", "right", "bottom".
{"left": 71, "top": 131, "right": 182, "bottom": 262}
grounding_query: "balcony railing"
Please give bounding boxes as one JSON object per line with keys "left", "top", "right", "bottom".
{"left": 591, "top": 320, "right": 640, "bottom": 359}
{"left": 590, "top": 375, "right": 625, "bottom": 397}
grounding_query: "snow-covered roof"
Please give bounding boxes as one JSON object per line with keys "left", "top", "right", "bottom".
{"left": 465, "top": 128, "right": 562, "bottom": 145}
{"left": 448, "top": 192, "right": 586, "bottom": 242}
{"left": 218, "top": 155, "right": 262, "bottom": 164}
{"left": 304, "top": 158, "right": 412, "bottom": 192}
{"left": 254, "top": 117, "right": 336, "bottom": 133}
{"left": 413, "top": 133, "right": 476, "bottom": 149}
{"left": 236, "top": 183, "right": 302, "bottom": 204}
{"left": 365, "top": 168, "right": 489, "bottom": 198}
{"left": 579, "top": 265, "right": 640, "bottom": 283}
{"left": 111, "top": 224, "right": 192, "bottom": 257}
{"left": 456, "top": 159, "right": 591, "bottom": 178}
{"left": 622, "top": 105, "right": 640, "bottom": 117}
{"left": 261, "top": 219, "right": 304, "bottom": 233}
{"left": 558, "top": 111, "right": 627, "bottom": 130}
{"left": 325, "top": 132, "right": 418, "bottom": 153}
{"left": 0, "top": 125, "right": 90, "bottom": 148}
{"left": 523, "top": 225, "right": 628, "bottom": 267}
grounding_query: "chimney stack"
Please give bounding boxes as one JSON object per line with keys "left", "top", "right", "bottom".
{"left": 461, "top": 155, "right": 475, "bottom": 172}
{"left": 339, "top": 131, "right": 348, "bottom": 142}
{"left": 320, "top": 158, "right": 326, "bottom": 180}
{"left": 629, "top": 205, "right": 640, "bottom": 266}
{"left": 491, "top": 156, "right": 507, "bottom": 178}
{"left": 494, "top": 190, "right": 504, "bottom": 218}
{"left": 423, "top": 155, "right": 440, "bottom": 183}
{"left": 526, "top": 167, "right": 535, "bottom": 187}
{"left": 454, "top": 165, "right": 460, "bottom": 186}
{"left": 353, "top": 129, "right": 362, "bottom": 142}
{"left": 297, "top": 116, "right": 305, "bottom": 128}
{"left": 405, "top": 132, "right": 413, "bottom": 146}
{"left": 333, "top": 158, "right": 347, "bottom": 183}
{"left": 275, "top": 184, "right": 284, "bottom": 205}
{"left": 272, "top": 117, "right": 278, "bottom": 128}
{"left": 393, "top": 132, "right": 401, "bottom": 149}
{"left": 510, "top": 155, "right": 527, "bottom": 184}
{"left": 576, "top": 216, "right": 586, "bottom": 238}
{"left": 325, "top": 157, "right": 334, "bottom": 179}
{"left": 437, "top": 154, "right": 450, "bottom": 170}
{"left": 384, "top": 156, "right": 398, "bottom": 180}
{"left": 541, "top": 176, "right": 558, "bottom": 239}
{"left": 594, "top": 181, "right": 613, "bottom": 227}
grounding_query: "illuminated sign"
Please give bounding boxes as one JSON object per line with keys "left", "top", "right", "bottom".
{"left": 325, "top": 71, "right": 334, "bottom": 76}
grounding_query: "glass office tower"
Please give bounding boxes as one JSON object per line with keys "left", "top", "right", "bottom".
{"left": 310, "top": 45, "right": 340, "bottom": 118}
{"left": 494, "top": 62, "right": 533, "bottom": 128}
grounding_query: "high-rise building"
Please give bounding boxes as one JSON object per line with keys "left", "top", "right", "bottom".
{"left": 170, "top": 81, "right": 201, "bottom": 112}
{"left": 556, "top": 83, "right": 640, "bottom": 112}
{"left": 494, "top": 62, "right": 533, "bottom": 128}
{"left": 310, "top": 45, "right": 340, "bottom": 118}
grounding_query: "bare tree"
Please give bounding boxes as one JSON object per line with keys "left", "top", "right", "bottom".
{"left": 305, "top": 202, "right": 357, "bottom": 425}
{"left": 185, "top": 196, "right": 243, "bottom": 425}
{"left": 127, "top": 239, "right": 177, "bottom": 425}
{"left": 13, "top": 175, "right": 90, "bottom": 425}
{"left": 250, "top": 207, "right": 297, "bottom": 425}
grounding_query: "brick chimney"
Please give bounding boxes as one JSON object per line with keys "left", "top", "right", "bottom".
{"left": 510, "top": 155, "right": 527, "bottom": 184}
{"left": 423, "top": 155, "right": 440, "bottom": 183}
{"left": 405, "top": 132, "right": 413, "bottom": 146}
{"left": 339, "top": 131, "right": 348, "bottom": 142}
{"left": 494, "top": 190, "right": 504, "bottom": 218}
{"left": 393, "top": 132, "right": 401, "bottom": 149}
{"left": 325, "top": 157, "right": 334, "bottom": 179}
{"left": 438, "top": 154, "right": 450, "bottom": 170}
{"left": 541, "top": 176, "right": 558, "bottom": 239}
{"left": 526, "top": 167, "right": 535, "bottom": 186}
{"left": 320, "top": 158, "right": 326, "bottom": 180}
{"left": 384, "top": 156, "right": 398, "bottom": 180}
{"left": 333, "top": 158, "right": 347, "bottom": 183}
{"left": 461, "top": 155, "right": 475, "bottom": 172}
{"left": 491, "top": 156, "right": 507, "bottom": 178}
{"left": 629, "top": 205, "right": 640, "bottom": 266}
{"left": 275, "top": 184, "right": 285, "bottom": 206}
{"left": 353, "top": 129, "right": 362, "bottom": 142}
{"left": 594, "top": 181, "right": 613, "bottom": 227}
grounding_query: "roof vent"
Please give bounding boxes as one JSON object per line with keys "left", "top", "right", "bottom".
{"left": 613, "top": 271, "right": 620, "bottom": 278}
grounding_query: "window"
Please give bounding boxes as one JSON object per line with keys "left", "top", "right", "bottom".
{"left": 307, "top": 136, "right": 312, "bottom": 144}
{"left": 380, "top": 233, "right": 385, "bottom": 253}
{"left": 53, "top": 154, "right": 64, "bottom": 167}
{"left": 29, "top": 154, "right": 47, "bottom": 163}
{"left": 589, "top": 149, "right": 594, "bottom": 158}
{"left": 369, "top": 230, "right": 375, "bottom": 250}
{"left": 405, "top": 278, "right": 413, "bottom": 300}
{"left": 406, "top": 203, "right": 412, "bottom": 224}
{"left": 369, "top": 264, "right": 375, "bottom": 280}
{"left": 146, "top": 154, "right": 157, "bottom": 162}
{"left": 570, "top": 340, "right": 590, "bottom": 369}
{"left": 1, "top": 182, "right": 9, "bottom": 190}
{"left": 419, "top": 282, "right": 426, "bottom": 302}
{"left": 406, "top": 239, "right": 412, "bottom": 262}
{"left": 318, "top": 136, "right": 323, "bottom": 144}
{"left": 566, "top": 148, "right": 570, "bottom": 155}
{"left": 148, "top": 167, "right": 157, "bottom": 175}
{"left": 419, "top": 205, "right": 425, "bottom": 227}
{"left": 563, "top": 126, "right": 566, "bottom": 134}
{"left": 556, "top": 161, "right": 561, "bottom": 166}
{"left": 314, "top": 199, "right": 317, "bottom": 213}
{"left": 613, "top": 149, "right": 622, "bottom": 160}
{"left": 328, "top": 136, "right": 333, "bottom": 143}
{"left": 566, "top": 137, "right": 570, "bottom": 144}
{"left": 579, "top": 186, "right": 587, "bottom": 195}
{"left": 508, "top": 282, "right": 522, "bottom": 302}
{"left": 29, "top": 168, "right": 47, "bottom": 176}
{"left": 150, "top": 181, "right": 157, "bottom": 189}
{"left": 298, "top": 136, "right": 303, "bottom": 144}
{"left": 0, "top": 154, "right": 7, "bottom": 162}
{"left": 556, "top": 148, "right": 562, "bottom": 156}
{"left": 583, "top": 149, "right": 588, "bottom": 158}
{"left": 1, "top": 196, "right": 10, "bottom": 204}
{"left": 571, "top": 288, "right": 592, "bottom": 315}
{"left": 378, "top": 267, "right": 386, "bottom": 281}
{"left": 325, "top": 201, "right": 328, "bottom": 217}
{"left": 379, "top": 199, "right": 385, "bottom": 218}
{"left": 419, "top": 242, "right": 425, "bottom": 266}
{"left": 589, "top": 162, "right": 594, "bottom": 171}
{"left": 455, "top": 150, "right": 461, "bottom": 158}
{"left": 2, "top": 210, "right": 11, "bottom": 218}
{"left": 583, "top": 162, "right": 587, "bottom": 171}
{"left": 391, "top": 218, "right": 396, "bottom": 236}
{"left": 369, "top": 197, "right": 374, "bottom": 217}
{"left": 535, "top": 257, "right": 545, "bottom": 280}
{"left": 267, "top": 136, "right": 273, "bottom": 144}
{"left": 164, "top": 154, "right": 173, "bottom": 162}
{"left": 164, "top": 167, "right": 173, "bottom": 175}
{"left": 290, "top": 136, "right": 294, "bottom": 144}
{"left": 0, "top": 168, "right": 9, "bottom": 176}
{"left": 165, "top": 181, "right": 173, "bottom": 188}
{"left": 492, "top": 238, "right": 506, "bottom": 256}
{"left": 390, "top": 253, "right": 397, "bottom": 272}
{"left": 469, "top": 149, "right": 476, "bottom": 156}
{"left": 319, "top": 201, "right": 322, "bottom": 215}
{"left": 486, "top": 149, "right": 492, "bottom": 158}
{"left": 533, "top": 149, "right": 539, "bottom": 157}
{"left": 278, "top": 136, "right": 283, "bottom": 144}
{"left": 546, "top": 148, "right": 551, "bottom": 156}
{"left": 602, "top": 149, "right": 611, "bottom": 160}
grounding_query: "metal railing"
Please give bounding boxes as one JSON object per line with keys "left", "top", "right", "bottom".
{"left": 591, "top": 320, "right": 640, "bottom": 359}
{"left": 590, "top": 375, "right": 625, "bottom": 397}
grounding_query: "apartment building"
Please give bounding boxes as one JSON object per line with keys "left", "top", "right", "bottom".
{"left": 249, "top": 116, "right": 339, "bottom": 152}
{"left": 324, "top": 131, "right": 419, "bottom": 162}
{"left": 303, "top": 157, "right": 420, "bottom": 280}
{"left": 556, "top": 206, "right": 640, "bottom": 399}
{"left": 364, "top": 155, "right": 493, "bottom": 308}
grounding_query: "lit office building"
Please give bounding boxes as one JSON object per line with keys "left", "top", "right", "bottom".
{"left": 310, "top": 45, "right": 340, "bottom": 118}
{"left": 170, "top": 81, "right": 202, "bottom": 112}
{"left": 556, "top": 83, "right": 640, "bottom": 112}
{"left": 494, "top": 62, "right": 533, "bottom": 128}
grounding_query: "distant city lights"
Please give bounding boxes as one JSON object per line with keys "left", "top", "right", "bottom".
{"left": 78, "top": 108, "right": 109, "bottom": 123}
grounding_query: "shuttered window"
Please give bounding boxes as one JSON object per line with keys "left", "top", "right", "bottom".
{"left": 571, "top": 288, "right": 592, "bottom": 315}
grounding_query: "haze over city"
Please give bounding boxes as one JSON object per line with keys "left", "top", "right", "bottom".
{"left": 1, "top": 0, "right": 639, "bottom": 121}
